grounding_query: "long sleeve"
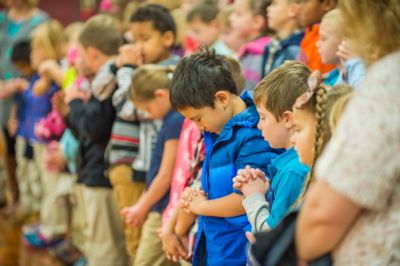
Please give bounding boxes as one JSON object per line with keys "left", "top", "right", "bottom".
{"left": 67, "top": 96, "right": 115, "bottom": 143}
{"left": 345, "top": 58, "right": 366, "bottom": 89}
{"left": 242, "top": 192, "right": 271, "bottom": 232}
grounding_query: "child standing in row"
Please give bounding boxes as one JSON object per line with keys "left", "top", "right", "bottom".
{"left": 317, "top": 9, "right": 365, "bottom": 87}
{"left": 261, "top": 0, "right": 303, "bottom": 77}
{"left": 170, "top": 48, "right": 281, "bottom": 266}
{"left": 233, "top": 61, "right": 310, "bottom": 232}
{"left": 297, "top": 0, "right": 336, "bottom": 74}
{"left": 291, "top": 75, "right": 352, "bottom": 200}
{"left": 123, "top": 65, "right": 184, "bottom": 266}
{"left": 14, "top": 20, "right": 63, "bottom": 222}
{"left": 108, "top": 4, "right": 181, "bottom": 264}
{"left": 186, "top": 1, "right": 233, "bottom": 56}
{"left": 231, "top": 0, "right": 272, "bottom": 90}
{"left": 64, "top": 15, "right": 128, "bottom": 266}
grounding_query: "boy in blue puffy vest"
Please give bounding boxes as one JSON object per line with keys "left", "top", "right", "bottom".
{"left": 170, "top": 48, "right": 282, "bottom": 266}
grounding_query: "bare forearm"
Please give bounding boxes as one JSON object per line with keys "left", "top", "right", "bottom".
{"left": 165, "top": 207, "right": 179, "bottom": 233}
{"left": 296, "top": 181, "right": 361, "bottom": 261}
{"left": 139, "top": 174, "right": 171, "bottom": 212}
{"left": 175, "top": 208, "right": 196, "bottom": 236}
{"left": 197, "top": 193, "right": 245, "bottom": 217}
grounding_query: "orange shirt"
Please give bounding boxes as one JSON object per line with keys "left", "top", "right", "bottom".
{"left": 299, "top": 24, "right": 335, "bottom": 74}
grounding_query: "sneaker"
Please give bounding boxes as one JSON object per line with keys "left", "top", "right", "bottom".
{"left": 49, "top": 239, "right": 82, "bottom": 265}
{"left": 23, "top": 226, "right": 64, "bottom": 249}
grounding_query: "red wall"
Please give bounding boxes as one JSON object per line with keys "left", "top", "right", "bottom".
{"left": 38, "top": 0, "right": 81, "bottom": 25}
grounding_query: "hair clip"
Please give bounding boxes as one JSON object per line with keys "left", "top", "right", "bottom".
{"left": 295, "top": 70, "right": 322, "bottom": 109}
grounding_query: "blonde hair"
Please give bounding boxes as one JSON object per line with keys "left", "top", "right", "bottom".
{"left": 321, "top": 8, "right": 343, "bottom": 38}
{"left": 339, "top": 0, "right": 400, "bottom": 64}
{"left": 217, "top": 5, "right": 234, "bottom": 29}
{"left": 31, "top": 19, "right": 64, "bottom": 61}
{"left": 224, "top": 56, "right": 246, "bottom": 94}
{"left": 246, "top": 0, "right": 272, "bottom": 35}
{"left": 22, "top": 0, "right": 39, "bottom": 8}
{"left": 254, "top": 61, "right": 311, "bottom": 121}
{"left": 329, "top": 91, "right": 352, "bottom": 131}
{"left": 129, "top": 65, "right": 175, "bottom": 101}
{"left": 79, "top": 14, "right": 122, "bottom": 55}
{"left": 64, "top": 22, "right": 84, "bottom": 43}
{"left": 296, "top": 84, "right": 353, "bottom": 200}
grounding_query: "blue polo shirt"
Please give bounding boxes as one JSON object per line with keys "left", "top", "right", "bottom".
{"left": 193, "top": 92, "right": 283, "bottom": 266}
{"left": 265, "top": 147, "right": 309, "bottom": 228}
{"left": 17, "top": 73, "right": 59, "bottom": 142}
{"left": 145, "top": 109, "right": 184, "bottom": 212}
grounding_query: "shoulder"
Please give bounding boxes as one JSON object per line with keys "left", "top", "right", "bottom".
{"left": 164, "top": 111, "right": 184, "bottom": 125}
{"left": 29, "top": 10, "right": 49, "bottom": 27}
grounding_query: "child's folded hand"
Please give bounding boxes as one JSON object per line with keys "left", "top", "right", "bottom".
{"left": 232, "top": 175, "right": 248, "bottom": 191}
{"left": 117, "top": 44, "right": 143, "bottom": 67}
{"left": 187, "top": 189, "right": 208, "bottom": 215}
{"left": 161, "top": 229, "right": 188, "bottom": 262}
{"left": 234, "top": 165, "right": 262, "bottom": 190}
{"left": 241, "top": 177, "right": 270, "bottom": 198}
{"left": 180, "top": 187, "right": 196, "bottom": 212}
{"left": 250, "top": 168, "right": 267, "bottom": 182}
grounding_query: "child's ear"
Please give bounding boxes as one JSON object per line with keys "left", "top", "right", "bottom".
{"left": 214, "top": 91, "right": 230, "bottom": 107}
{"left": 154, "top": 88, "right": 169, "bottom": 99}
{"left": 283, "top": 110, "right": 295, "bottom": 129}
{"left": 86, "top": 46, "right": 98, "bottom": 60}
{"left": 209, "top": 19, "right": 219, "bottom": 29}
{"left": 162, "top": 31, "right": 175, "bottom": 49}
{"left": 322, "top": 0, "right": 337, "bottom": 12}
{"left": 288, "top": 2, "right": 300, "bottom": 19}
{"left": 253, "top": 15, "right": 266, "bottom": 32}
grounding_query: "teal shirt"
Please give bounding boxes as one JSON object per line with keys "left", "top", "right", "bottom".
{"left": 266, "top": 147, "right": 309, "bottom": 228}
{"left": 211, "top": 39, "right": 233, "bottom": 56}
{"left": 0, "top": 10, "right": 48, "bottom": 127}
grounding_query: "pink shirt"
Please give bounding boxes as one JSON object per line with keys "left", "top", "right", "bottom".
{"left": 162, "top": 118, "right": 200, "bottom": 223}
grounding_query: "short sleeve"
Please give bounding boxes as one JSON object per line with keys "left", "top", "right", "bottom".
{"left": 163, "top": 113, "right": 184, "bottom": 141}
{"left": 315, "top": 57, "right": 400, "bottom": 210}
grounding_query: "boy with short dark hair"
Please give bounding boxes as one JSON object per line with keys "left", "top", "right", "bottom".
{"left": 170, "top": 48, "right": 281, "bottom": 266}
{"left": 108, "top": 3, "right": 181, "bottom": 265}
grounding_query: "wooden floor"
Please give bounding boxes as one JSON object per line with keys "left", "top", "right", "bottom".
{"left": 0, "top": 213, "right": 63, "bottom": 266}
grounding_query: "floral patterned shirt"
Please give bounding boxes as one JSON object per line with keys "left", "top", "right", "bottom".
{"left": 315, "top": 51, "right": 400, "bottom": 265}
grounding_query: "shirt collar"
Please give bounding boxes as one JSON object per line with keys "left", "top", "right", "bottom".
{"left": 267, "top": 147, "right": 298, "bottom": 179}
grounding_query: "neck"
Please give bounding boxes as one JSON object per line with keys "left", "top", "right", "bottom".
{"left": 284, "top": 141, "right": 293, "bottom": 150}
{"left": 94, "top": 55, "right": 115, "bottom": 73}
{"left": 10, "top": 6, "right": 35, "bottom": 19}
{"left": 276, "top": 21, "right": 299, "bottom": 40}
{"left": 232, "top": 96, "right": 247, "bottom": 117}
{"left": 246, "top": 32, "right": 261, "bottom": 43}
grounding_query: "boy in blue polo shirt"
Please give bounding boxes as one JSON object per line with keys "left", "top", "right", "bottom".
{"left": 170, "top": 48, "right": 282, "bottom": 266}
{"left": 233, "top": 61, "right": 310, "bottom": 232}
